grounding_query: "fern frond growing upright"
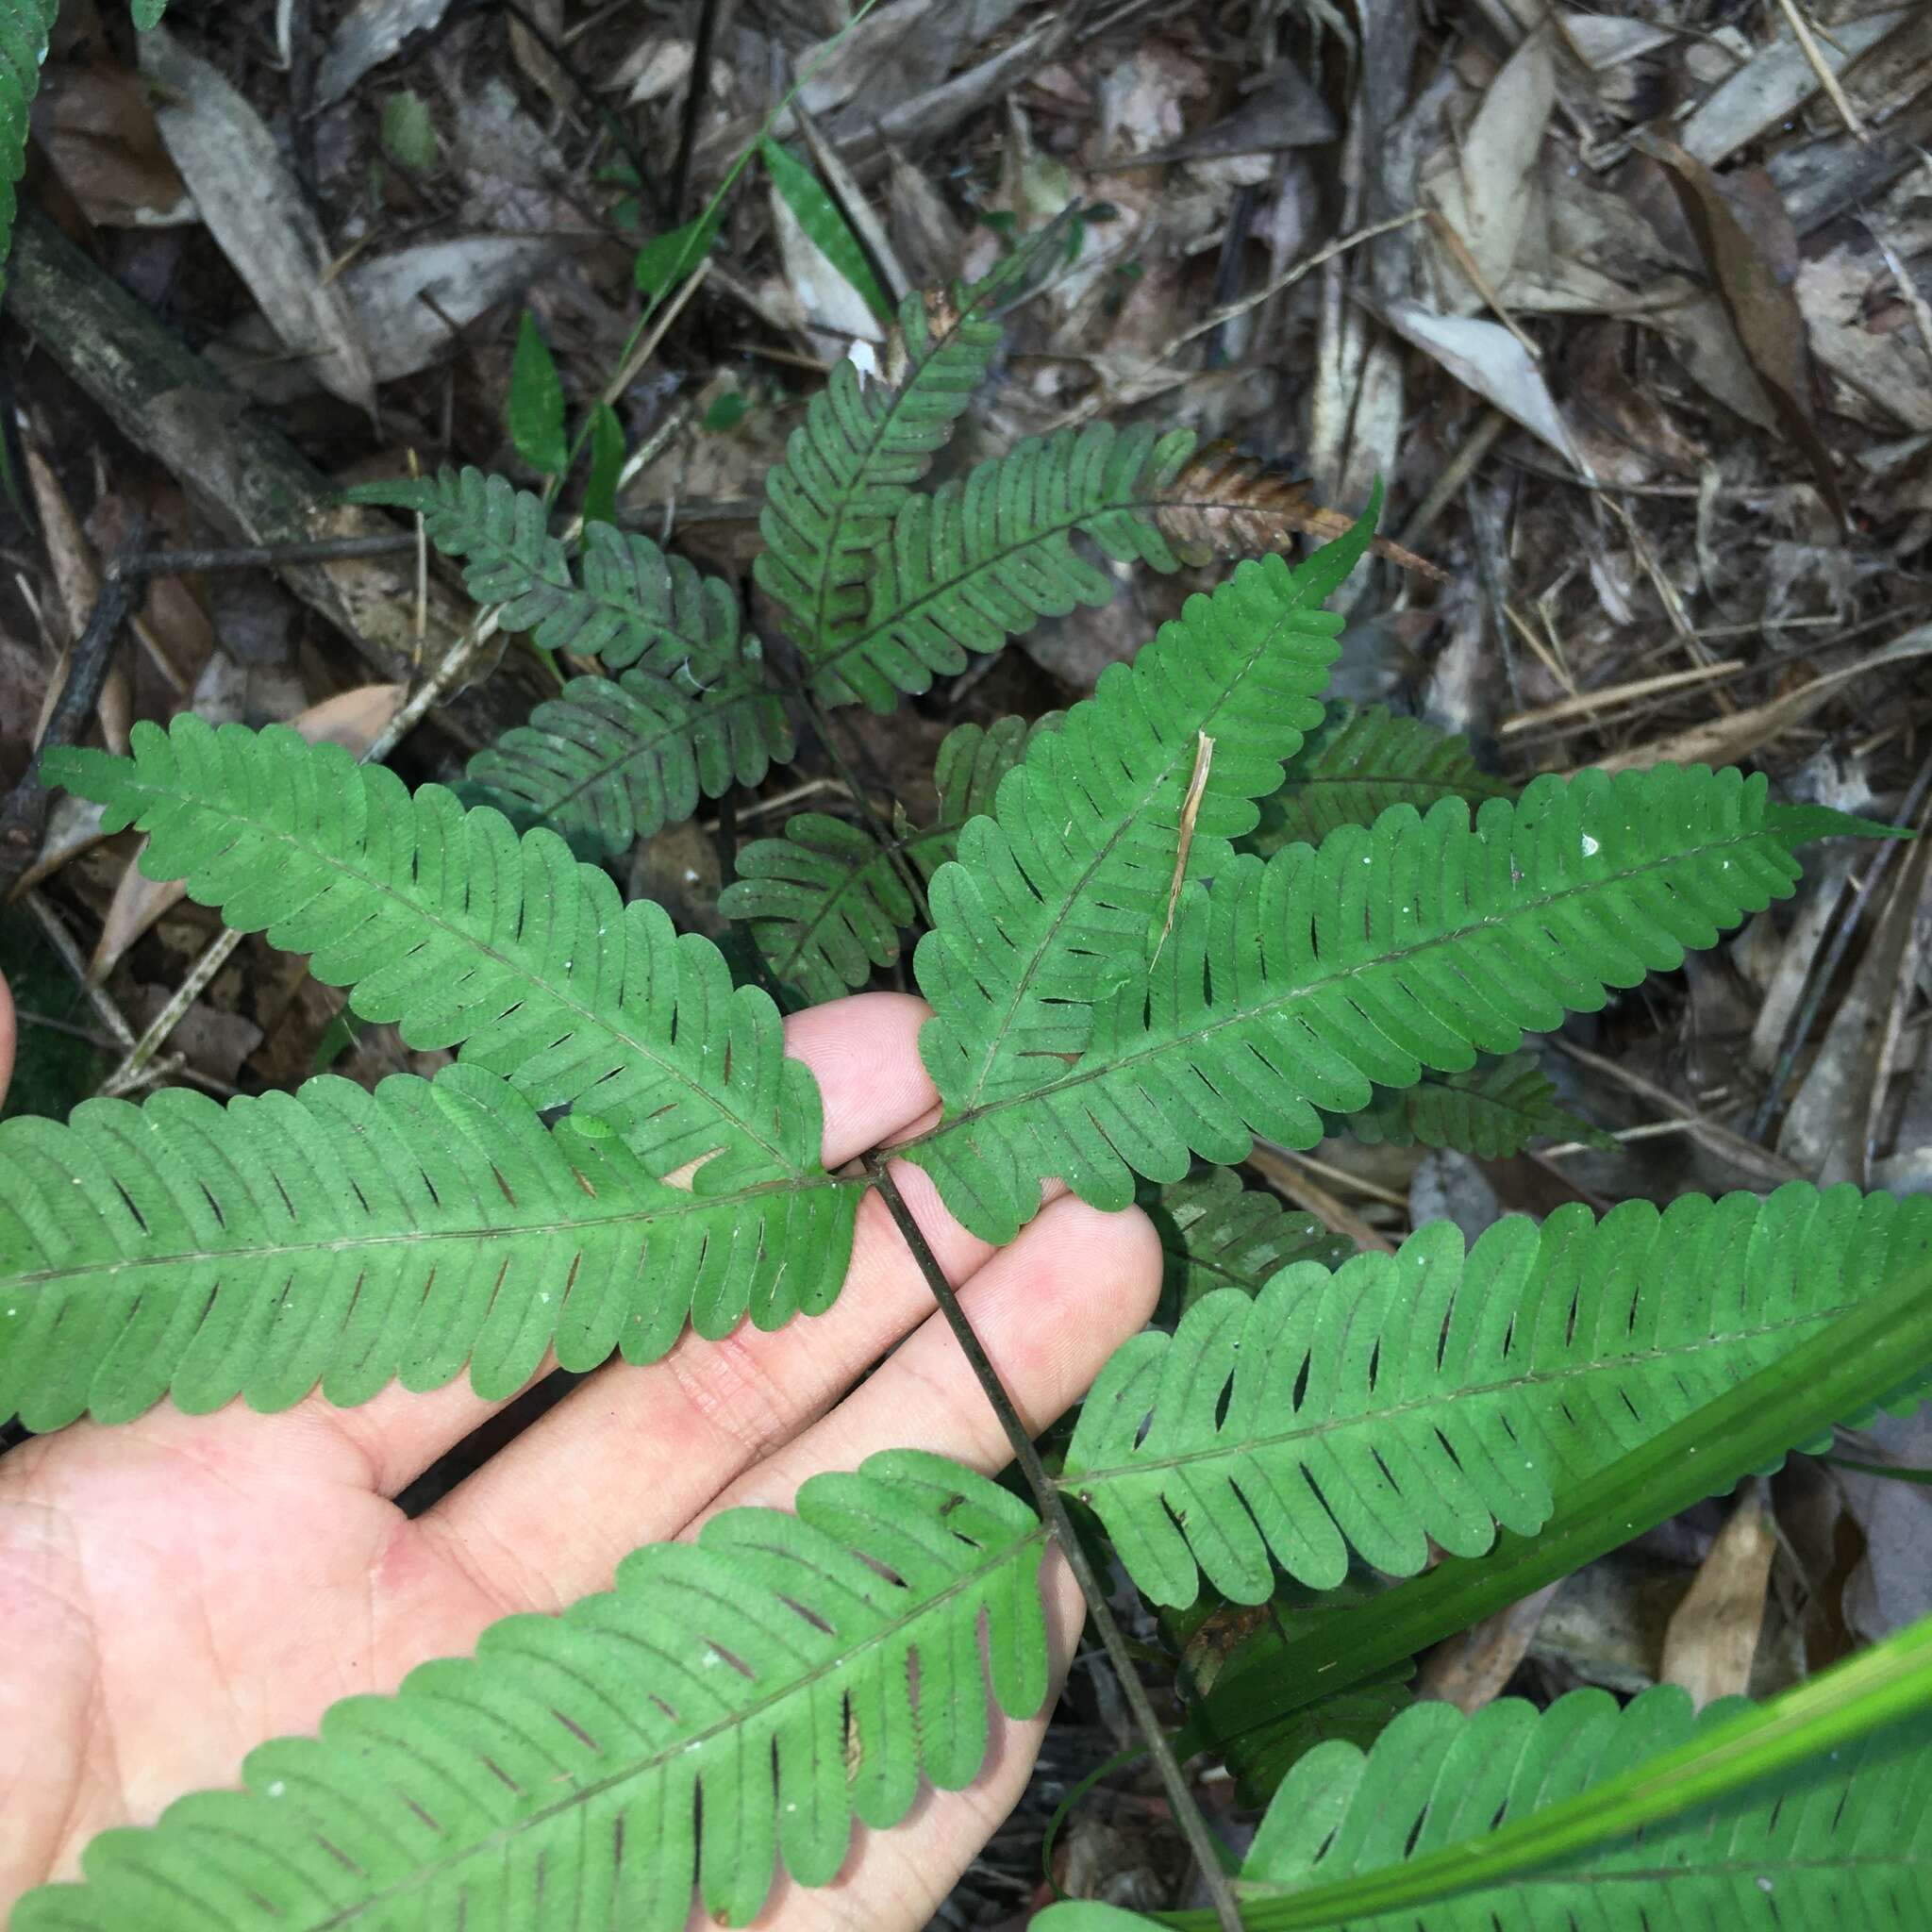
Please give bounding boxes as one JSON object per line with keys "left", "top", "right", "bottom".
{"left": 12, "top": 1454, "right": 1051, "bottom": 1932}
{"left": 464, "top": 641, "right": 794, "bottom": 857}
{"left": 0, "top": 1067, "right": 858, "bottom": 1431}
{"left": 345, "top": 467, "right": 742, "bottom": 673}
{"left": 1063, "top": 1181, "right": 1932, "bottom": 1607}
{"left": 798, "top": 422, "right": 1194, "bottom": 710}
{"left": 720, "top": 715, "right": 1042, "bottom": 1002}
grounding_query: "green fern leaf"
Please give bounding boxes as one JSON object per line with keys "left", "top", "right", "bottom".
{"left": 464, "top": 643, "right": 793, "bottom": 858}
{"left": 0, "top": 1065, "right": 858, "bottom": 1430}
{"left": 11, "top": 1452, "right": 1049, "bottom": 1931}
{"left": 344, "top": 467, "right": 741, "bottom": 672}
{"left": 1253, "top": 702, "right": 1516, "bottom": 852}
{"left": 0, "top": 3, "right": 59, "bottom": 303}
{"left": 754, "top": 269, "right": 1014, "bottom": 675}
{"left": 42, "top": 720, "right": 829, "bottom": 1195}
{"left": 1325, "top": 1053, "right": 1604, "bottom": 1159}
{"left": 1042, "top": 1688, "right": 1932, "bottom": 1931}
{"left": 719, "top": 715, "right": 1039, "bottom": 1001}
{"left": 798, "top": 421, "right": 1196, "bottom": 710}
{"left": 1061, "top": 1180, "right": 1932, "bottom": 1607}
{"left": 911, "top": 752, "right": 1876, "bottom": 1242}
{"left": 908, "top": 526, "right": 1376, "bottom": 1216}
{"left": 1144, "top": 1166, "right": 1353, "bottom": 1319}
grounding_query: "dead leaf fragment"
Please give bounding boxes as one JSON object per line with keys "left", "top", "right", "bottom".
{"left": 1377, "top": 300, "right": 1586, "bottom": 473}
{"left": 142, "top": 25, "right": 378, "bottom": 416}
{"left": 1634, "top": 133, "right": 1844, "bottom": 530}
{"left": 32, "top": 60, "right": 192, "bottom": 225}
{"left": 1659, "top": 1482, "right": 1776, "bottom": 1708}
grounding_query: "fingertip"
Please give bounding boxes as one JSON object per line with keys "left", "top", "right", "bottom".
{"left": 0, "top": 969, "right": 13, "bottom": 1106}
{"left": 784, "top": 991, "right": 938, "bottom": 1165}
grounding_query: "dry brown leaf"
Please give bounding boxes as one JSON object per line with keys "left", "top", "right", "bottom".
{"left": 89, "top": 684, "right": 404, "bottom": 984}
{"left": 32, "top": 59, "right": 192, "bottom": 225}
{"left": 25, "top": 449, "right": 130, "bottom": 758}
{"left": 1157, "top": 442, "right": 1450, "bottom": 580}
{"left": 1634, "top": 133, "right": 1844, "bottom": 530}
{"left": 1376, "top": 300, "right": 1587, "bottom": 472}
{"left": 1425, "top": 26, "right": 1555, "bottom": 314}
{"left": 142, "top": 26, "right": 377, "bottom": 416}
{"left": 1416, "top": 1583, "right": 1563, "bottom": 1712}
{"left": 1659, "top": 1482, "right": 1776, "bottom": 1708}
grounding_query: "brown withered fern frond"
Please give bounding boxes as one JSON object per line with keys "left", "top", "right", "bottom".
{"left": 1156, "top": 441, "right": 1451, "bottom": 583}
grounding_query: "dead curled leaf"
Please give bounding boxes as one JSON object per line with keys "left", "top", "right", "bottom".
{"left": 1156, "top": 442, "right": 1450, "bottom": 581}
{"left": 1632, "top": 131, "right": 1845, "bottom": 532}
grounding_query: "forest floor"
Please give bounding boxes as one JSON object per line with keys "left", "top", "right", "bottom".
{"left": 3, "top": 0, "right": 1931, "bottom": 1922}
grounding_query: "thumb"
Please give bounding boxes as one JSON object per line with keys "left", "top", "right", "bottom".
{"left": 0, "top": 969, "right": 13, "bottom": 1108}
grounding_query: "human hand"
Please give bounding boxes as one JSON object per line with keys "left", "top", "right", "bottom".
{"left": 0, "top": 985, "right": 1160, "bottom": 1926}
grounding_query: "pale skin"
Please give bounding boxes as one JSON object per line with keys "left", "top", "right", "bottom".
{"left": 0, "top": 975, "right": 1162, "bottom": 1926}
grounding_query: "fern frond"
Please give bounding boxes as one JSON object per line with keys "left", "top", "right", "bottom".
{"left": 911, "top": 755, "right": 1875, "bottom": 1241}
{"left": 754, "top": 265, "right": 1015, "bottom": 672}
{"left": 43, "top": 720, "right": 829, "bottom": 1194}
{"left": 1230, "top": 1687, "right": 1932, "bottom": 1927}
{"left": 719, "top": 715, "right": 1039, "bottom": 1002}
{"left": 1253, "top": 703, "right": 1516, "bottom": 852}
{"left": 1145, "top": 1167, "right": 1353, "bottom": 1319}
{"left": 0, "top": 1066, "right": 858, "bottom": 1431}
{"left": 909, "top": 528, "right": 1376, "bottom": 1200}
{"left": 1061, "top": 1181, "right": 1932, "bottom": 1607}
{"left": 345, "top": 468, "right": 741, "bottom": 672}
{"left": 797, "top": 422, "right": 1194, "bottom": 710}
{"left": 0, "top": 5, "right": 58, "bottom": 296}
{"left": 1326, "top": 1054, "right": 1602, "bottom": 1159}
{"left": 463, "top": 644, "right": 793, "bottom": 858}
{"left": 13, "top": 1452, "right": 1050, "bottom": 1932}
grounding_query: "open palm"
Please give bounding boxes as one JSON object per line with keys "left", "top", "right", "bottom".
{"left": 0, "top": 981, "right": 1160, "bottom": 1927}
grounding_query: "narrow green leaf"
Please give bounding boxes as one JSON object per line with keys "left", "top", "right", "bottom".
{"left": 584, "top": 402, "right": 625, "bottom": 528}
{"left": 635, "top": 208, "right": 719, "bottom": 300}
{"left": 760, "top": 136, "right": 891, "bottom": 321}
{"left": 130, "top": 0, "right": 168, "bottom": 24}
{"left": 508, "top": 310, "right": 568, "bottom": 475}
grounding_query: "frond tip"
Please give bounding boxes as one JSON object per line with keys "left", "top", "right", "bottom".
{"left": 1062, "top": 1181, "right": 1932, "bottom": 1607}
{"left": 12, "top": 1453, "right": 1051, "bottom": 1932}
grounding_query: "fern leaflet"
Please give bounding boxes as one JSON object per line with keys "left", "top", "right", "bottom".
{"left": 0, "top": 3, "right": 58, "bottom": 304}
{"left": 11, "top": 1453, "right": 1049, "bottom": 1932}
{"left": 0, "top": 1066, "right": 858, "bottom": 1431}
{"left": 1326, "top": 1053, "right": 1604, "bottom": 1158}
{"left": 1044, "top": 1689, "right": 1932, "bottom": 1930}
{"left": 719, "top": 715, "right": 1040, "bottom": 1002}
{"left": 754, "top": 265, "right": 1016, "bottom": 679}
{"left": 910, "top": 525, "right": 1376, "bottom": 1207}
{"left": 1145, "top": 1167, "right": 1353, "bottom": 1320}
{"left": 1252, "top": 702, "right": 1516, "bottom": 852}
{"left": 44, "top": 720, "right": 830, "bottom": 1195}
{"left": 345, "top": 467, "right": 741, "bottom": 673}
{"left": 1061, "top": 1180, "right": 1932, "bottom": 1607}
{"left": 464, "top": 642, "right": 793, "bottom": 858}
{"left": 797, "top": 422, "right": 1194, "bottom": 709}
{"left": 911, "top": 746, "right": 1877, "bottom": 1242}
